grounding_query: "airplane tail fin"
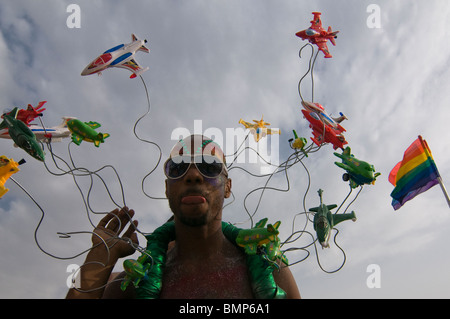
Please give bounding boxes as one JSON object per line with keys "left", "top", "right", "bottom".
{"left": 328, "top": 27, "right": 339, "bottom": 46}
{"left": 0, "top": 107, "right": 19, "bottom": 129}
{"left": 58, "top": 117, "right": 76, "bottom": 128}
{"left": 132, "top": 34, "right": 150, "bottom": 53}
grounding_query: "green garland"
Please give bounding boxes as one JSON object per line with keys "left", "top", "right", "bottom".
{"left": 134, "top": 221, "right": 286, "bottom": 299}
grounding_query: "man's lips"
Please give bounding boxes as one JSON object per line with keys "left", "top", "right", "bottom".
{"left": 181, "top": 195, "right": 207, "bottom": 205}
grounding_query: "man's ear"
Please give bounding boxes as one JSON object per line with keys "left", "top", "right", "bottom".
{"left": 165, "top": 179, "right": 169, "bottom": 198}
{"left": 224, "top": 178, "right": 232, "bottom": 198}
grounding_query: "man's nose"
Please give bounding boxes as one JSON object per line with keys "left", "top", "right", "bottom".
{"left": 182, "top": 165, "right": 204, "bottom": 183}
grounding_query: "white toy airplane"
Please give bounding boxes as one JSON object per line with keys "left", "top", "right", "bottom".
{"left": 81, "top": 34, "right": 149, "bottom": 79}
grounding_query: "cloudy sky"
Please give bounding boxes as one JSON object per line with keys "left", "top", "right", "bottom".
{"left": 0, "top": 0, "right": 449, "bottom": 299}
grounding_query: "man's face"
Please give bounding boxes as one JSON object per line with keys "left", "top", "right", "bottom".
{"left": 164, "top": 136, "right": 231, "bottom": 227}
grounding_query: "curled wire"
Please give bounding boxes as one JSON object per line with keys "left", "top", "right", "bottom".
{"left": 298, "top": 43, "right": 320, "bottom": 103}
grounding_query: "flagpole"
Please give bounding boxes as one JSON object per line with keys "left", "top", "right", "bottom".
{"left": 437, "top": 176, "right": 450, "bottom": 208}
{"left": 418, "top": 136, "right": 450, "bottom": 209}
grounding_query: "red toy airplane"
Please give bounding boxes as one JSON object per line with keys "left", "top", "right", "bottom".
{"left": 301, "top": 109, "right": 347, "bottom": 150}
{"left": 1, "top": 101, "right": 47, "bottom": 125}
{"left": 295, "top": 12, "right": 339, "bottom": 58}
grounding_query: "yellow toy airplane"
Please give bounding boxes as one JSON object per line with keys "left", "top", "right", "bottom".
{"left": 0, "top": 156, "right": 22, "bottom": 198}
{"left": 238, "top": 115, "right": 280, "bottom": 142}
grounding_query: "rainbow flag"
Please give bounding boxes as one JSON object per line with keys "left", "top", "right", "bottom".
{"left": 389, "top": 136, "right": 442, "bottom": 210}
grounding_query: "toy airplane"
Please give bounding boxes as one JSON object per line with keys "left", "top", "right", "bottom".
{"left": 235, "top": 218, "right": 288, "bottom": 267}
{"left": 289, "top": 130, "right": 308, "bottom": 157}
{"left": 121, "top": 254, "right": 151, "bottom": 291}
{"left": 301, "top": 109, "right": 347, "bottom": 150}
{"left": 236, "top": 218, "right": 281, "bottom": 254}
{"left": 239, "top": 116, "right": 281, "bottom": 142}
{"left": 334, "top": 147, "right": 381, "bottom": 189}
{"left": 0, "top": 108, "right": 45, "bottom": 161}
{"left": 261, "top": 235, "right": 289, "bottom": 267}
{"left": 1, "top": 118, "right": 73, "bottom": 144}
{"left": 29, "top": 117, "right": 73, "bottom": 143}
{"left": 1, "top": 101, "right": 47, "bottom": 126}
{"left": 295, "top": 12, "right": 339, "bottom": 58}
{"left": 66, "top": 118, "right": 110, "bottom": 147}
{"left": 302, "top": 101, "right": 347, "bottom": 127}
{"left": 310, "top": 189, "right": 356, "bottom": 248}
{"left": 81, "top": 34, "right": 149, "bottom": 79}
{"left": 1, "top": 101, "right": 48, "bottom": 139}
{"left": 0, "top": 156, "right": 25, "bottom": 198}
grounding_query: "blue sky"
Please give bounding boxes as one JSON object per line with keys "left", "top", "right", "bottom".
{"left": 0, "top": 0, "right": 450, "bottom": 298}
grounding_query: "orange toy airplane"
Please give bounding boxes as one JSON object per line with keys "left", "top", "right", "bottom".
{"left": 239, "top": 116, "right": 280, "bottom": 142}
{"left": 0, "top": 156, "right": 23, "bottom": 198}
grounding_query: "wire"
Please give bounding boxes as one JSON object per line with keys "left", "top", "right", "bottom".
{"left": 298, "top": 43, "right": 320, "bottom": 103}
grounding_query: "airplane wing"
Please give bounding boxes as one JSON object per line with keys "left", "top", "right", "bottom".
{"left": 71, "top": 133, "right": 84, "bottom": 146}
{"left": 316, "top": 41, "right": 332, "bottom": 58}
{"left": 244, "top": 244, "right": 258, "bottom": 255}
{"left": 238, "top": 119, "right": 254, "bottom": 129}
{"left": 266, "top": 128, "right": 280, "bottom": 135}
{"left": 0, "top": 129, "right": 10, "bottom": 139}
{"left": 115, "top": 58, "right": 149, "bottom": 78}
{"left": 333, "top": 211, "right": 357, "bottom": 226}
{"left": 86, "top": 121, "right": 101, "bottom": 129}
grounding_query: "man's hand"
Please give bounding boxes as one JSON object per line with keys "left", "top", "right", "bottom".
{"left": 66, "top": 207, "right": 139, "bottom": 298}
{"left": 93, "top": 207, "right": 139, "bottom": 265}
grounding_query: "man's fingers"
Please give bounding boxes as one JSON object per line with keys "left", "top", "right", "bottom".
{"left": 123, "top": 220, "right": 139, "bottom": 244}
{"left": 97, "top": 208, "right": 120, "bottom": 228}
{"left": 98, "top": 207, "right": 135, "bottom": 234}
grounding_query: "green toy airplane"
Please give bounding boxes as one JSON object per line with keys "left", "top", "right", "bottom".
{"left": 334, "top": 147, "right": 381, "bottom": 189}
{"left": 121, "top": 253, "right": 151, "bottom": 291}
{"left": 311, "top": 189, "right": 356, "bottom": 248}
{"left": 66, "top": 118, "right": 110, "bottom": 147}
{"left": 290, "top": 130, "right": 308, "bottom": 157}
{"left": 236, "top": 218, "right": 287, "bottom": 265}
{"left": 0, "top": 108, "right": 45, "bottom": 161}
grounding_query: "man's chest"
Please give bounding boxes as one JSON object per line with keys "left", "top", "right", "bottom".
{"left": 160, "top": 259, "right": 254, "bottom": 299}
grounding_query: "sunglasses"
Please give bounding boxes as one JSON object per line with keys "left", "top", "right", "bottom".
{"left": 164, "top": 155, "right": 228, "bottom": 179}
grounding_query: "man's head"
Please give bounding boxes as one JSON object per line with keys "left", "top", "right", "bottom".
{"left": 164, "top": 135, "right": 231, "bottom": 227}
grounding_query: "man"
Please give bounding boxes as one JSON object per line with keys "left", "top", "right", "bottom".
{"left": 66, "top": 135, "right": 300, "bottom": 299}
